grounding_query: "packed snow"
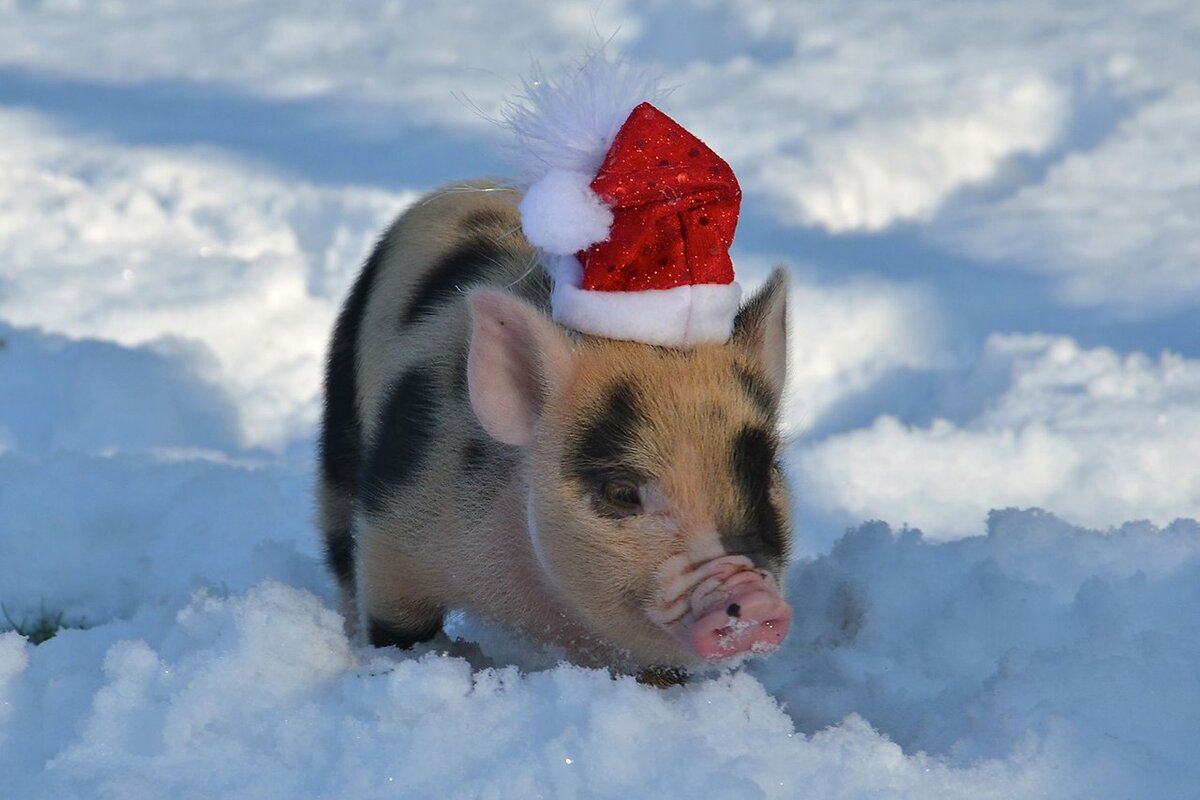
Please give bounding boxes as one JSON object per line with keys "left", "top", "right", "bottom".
{"left": 1, "top": 2, "right": 1198, "bottom": 798}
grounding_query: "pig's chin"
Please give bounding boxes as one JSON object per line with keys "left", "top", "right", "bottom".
{"left": 646, "top": 555, "right": 792, "bottom": 663}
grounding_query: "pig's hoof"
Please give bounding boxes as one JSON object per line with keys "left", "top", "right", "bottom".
{"left": 367, "top": 615, "right": 442, "bottom": 650}
{"left": 635, "top": 666, "right": 688, "bottom": 688}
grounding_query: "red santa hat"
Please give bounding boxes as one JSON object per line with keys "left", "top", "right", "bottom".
{"left": 508, "top": 58, "right": 742, "bottom": 347}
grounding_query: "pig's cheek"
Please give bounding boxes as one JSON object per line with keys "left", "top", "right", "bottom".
{"left": 526, "top": 495, "right": 596, "bottom": 591}
{"left": 534, "top": 506, "right": 636, "bottom": 587}
{"left": 639, "top": 482, "right": 674, "bottom": 516}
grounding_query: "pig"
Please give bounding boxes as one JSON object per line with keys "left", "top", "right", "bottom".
{"left": 318, "top": 181, "right": 792, "bottom": 678}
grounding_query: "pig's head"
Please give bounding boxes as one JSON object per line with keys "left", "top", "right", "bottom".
{"left": 467, "top": 269, "right": 791, "bottom": 669}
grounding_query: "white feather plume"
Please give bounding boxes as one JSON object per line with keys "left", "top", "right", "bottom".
{"left": 504, "top": 54, "right": 669, "bottom": 182}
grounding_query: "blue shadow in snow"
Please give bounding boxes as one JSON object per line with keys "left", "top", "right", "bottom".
{"left": 0, "top": 67, "right": 504, "bottom": 189}
{"left": 738, "top": 195, "right": 1200, "bottom": 361}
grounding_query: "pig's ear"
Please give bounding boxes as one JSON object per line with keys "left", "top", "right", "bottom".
{"left": 467, "top": 289, "right": 574, "bottom": 447}
{"left": 732, "top": 267, "right": 789, "bottom": 405}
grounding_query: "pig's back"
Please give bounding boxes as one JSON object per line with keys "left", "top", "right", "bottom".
{"left": 356, "top": 183, "right": 549, "bottom": 442}
{"left": 317, "top": 183, "right": 549, "bottom": 620}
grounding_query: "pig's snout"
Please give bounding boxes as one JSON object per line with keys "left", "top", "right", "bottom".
{"left": 652, "top": 555, "right": 792, "bottom": 661}
{"left": 689, "top": 582, "right": 792, "bottom": 659}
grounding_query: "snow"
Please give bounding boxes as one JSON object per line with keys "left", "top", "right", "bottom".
{"left": 778, "top": 274, "right": 949, "bottom": 433}
{"left": 2, "top": 2, "right": 1199, "bottom": 797}
{"left": 0, "top": 108, "right": 410, "bottom": 450}
{"left": 796, "top": 334, "right": 1200, "bottom": 542}
{"left": 4, "top": 515, "right": 1195, "bottom": 797}
{"left": 935, "top": 84, "right": 1200, "bottom": 315}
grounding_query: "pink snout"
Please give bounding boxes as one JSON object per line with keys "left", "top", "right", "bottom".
{"left": 690, "top": 583, "right": 792, "bottom": 660}
{"left": 652, "top": 556, "right": 792, "bottom": 661}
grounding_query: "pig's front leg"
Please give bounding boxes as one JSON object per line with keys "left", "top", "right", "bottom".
{"left": 357, "top": 517, "right": 446, "bottom": 649}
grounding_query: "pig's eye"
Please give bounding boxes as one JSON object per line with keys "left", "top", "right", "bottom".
{"left": 599, "top": 477, "right": 643, "bottom": 516}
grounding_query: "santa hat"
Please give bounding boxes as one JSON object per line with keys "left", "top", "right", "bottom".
{"left": 508, "top": 58, "right": 742, "bottom": 348}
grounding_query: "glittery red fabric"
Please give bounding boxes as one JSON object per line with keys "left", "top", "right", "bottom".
{"left": 579, "top": 102, "right": 741, "bottom": 292}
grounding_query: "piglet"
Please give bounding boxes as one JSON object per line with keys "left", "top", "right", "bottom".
{"left": 318, "top": 184, "right": 791, "bottom": 678}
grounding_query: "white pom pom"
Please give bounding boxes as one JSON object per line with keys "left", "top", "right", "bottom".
{"left": 519, "top": 169, "right": 613, "bottom": 255}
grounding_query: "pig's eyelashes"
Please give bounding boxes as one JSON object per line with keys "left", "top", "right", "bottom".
{"left": 596, "top": 477, "right": 643, "bottom": 518}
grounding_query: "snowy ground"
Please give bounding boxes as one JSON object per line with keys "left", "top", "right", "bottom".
{"left": 1, "top": 3, "right": 1198, "bottom": 798}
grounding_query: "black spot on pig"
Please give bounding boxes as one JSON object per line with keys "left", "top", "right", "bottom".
{"left": 324, "top": 527, "right": 356, "bottom": 588}
{"left": 722, "top": 426, "right": 786, "bottom": 567}
{"left": 463, "top": 208, "right": 512, "bottom": 234}
{"left": 733, "top": 363, "right": 775, "bottom": 418}
{"left": 359, "top": 366, "right": 440, "bottom": 516}
{"left": 567, "top": 382, "right": 652, "bottom": 519}
{"left": 402, "top": 238, "right": 508, "bottom": 327}
{"left": 567, "top": 382, "right": 644, "bottom": 483}
{"left": 320, "top": 238, "right": 388, "bottom": 493}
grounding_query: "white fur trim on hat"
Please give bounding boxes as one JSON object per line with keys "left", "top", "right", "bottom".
{"left": 546, "top": 255, "right": 742, "bottom": 347}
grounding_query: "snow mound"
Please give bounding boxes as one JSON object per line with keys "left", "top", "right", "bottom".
{"left": 0, "top": 324, "right": 240, "bottom": 458}
{"left": 3, "top": 510, "right": 1197, "bottom": 797}
{"left": 758, "top": 511, "right": 1200, "bottom": 794}
{"left": 797, "top": 334, "right": 1200, "bottom": 539}
{"left": 0, "top": 451, "right": 323, "bottom": 625}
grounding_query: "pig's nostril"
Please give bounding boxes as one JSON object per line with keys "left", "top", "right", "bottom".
{"left": 726, "top": 603, "right": 741, "bottom": 618}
